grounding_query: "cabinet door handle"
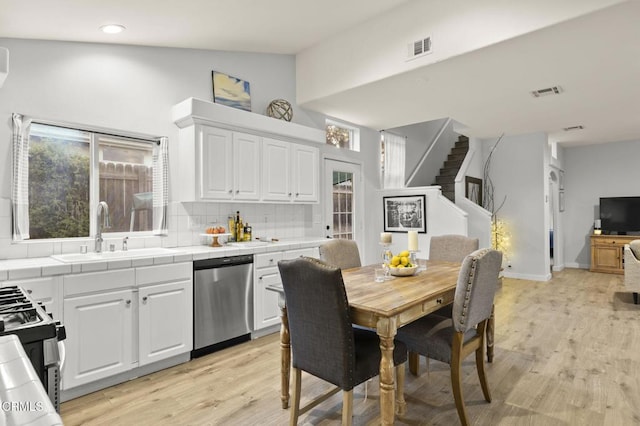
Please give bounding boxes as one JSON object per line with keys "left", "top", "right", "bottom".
{"left": 126, "top": 300, "right": 131, "bottom": 305}
{"left": 228, "top": 189, "right": 233, "bottom": 194}
{"left": 236, "top": 190, "right": 239, "bottom": 194}
{"left": 288, "top": 192, "right": 292, "bottom": 197}
{"left": 26, "top": 289, "right": 33, "bottom": 294}
{"left": 296, "top": 193, "right": 299, "bottom": 197}
{"left": 142, "top": 296, "right": 148, "bottom": 302}
{"left": 436, "top": 298, "right": 443, "bottom": 304}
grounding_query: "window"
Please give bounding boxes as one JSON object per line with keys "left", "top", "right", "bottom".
{"left": 12, "top": 114, "right": 168, "bottom": 240}
{"left": 380, "top": 132, "right": 406, "bottom": 188}
{"left": 326, "top": 119, "right": 360, "bottom": 152}
{"left": 332, "top": 171, "right": 354, "bottom": 240}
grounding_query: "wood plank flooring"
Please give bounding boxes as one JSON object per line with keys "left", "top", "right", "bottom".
{"left": 61, "top": 268, "right": 640, "bottom": 425}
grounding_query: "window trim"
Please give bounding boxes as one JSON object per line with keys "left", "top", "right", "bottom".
{"left": 12, "top": 113, "right": 167, "bottom": 241}
{"left": 325, "top": 119, "right": 360, "bottom": 152}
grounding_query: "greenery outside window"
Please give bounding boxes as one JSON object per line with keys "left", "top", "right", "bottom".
{"left": 326, "top": 119, "right": 360, "bottom": 152}
{"left": 12, "top": 114, "right": 168, "bottom": 240}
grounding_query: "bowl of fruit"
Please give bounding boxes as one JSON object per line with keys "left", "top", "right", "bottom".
{"left": 388, "top": 250, "right": 418, "bottom": 276}
{"left": 202, "top": 226, "right": 229, "bottom": 247}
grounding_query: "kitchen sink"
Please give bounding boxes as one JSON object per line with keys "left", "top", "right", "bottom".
{"left": 52, "top": 247, "right": 179, "bottom": 263}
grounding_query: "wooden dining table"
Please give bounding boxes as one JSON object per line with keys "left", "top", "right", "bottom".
{"left": 268, "top": 260, "right": 495, "bottom": 425}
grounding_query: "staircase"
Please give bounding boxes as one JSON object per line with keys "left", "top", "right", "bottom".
{"left": 434, "top": 135, "right": 469, "bottom": 202}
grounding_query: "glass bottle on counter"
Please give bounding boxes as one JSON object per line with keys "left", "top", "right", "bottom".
{"left": 228, "top": 215, "right": 236, "bottom": 242}
{"left": 236, "top": 216, "right": 244, "bottom": 242}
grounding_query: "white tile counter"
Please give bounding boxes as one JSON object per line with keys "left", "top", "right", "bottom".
{"left": 0, "top": 237, "right": 327, "bottom": 281}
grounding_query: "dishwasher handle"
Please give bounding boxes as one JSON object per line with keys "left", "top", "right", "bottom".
{"left": 193, "top": 255, "right": 254, "bottom": 270}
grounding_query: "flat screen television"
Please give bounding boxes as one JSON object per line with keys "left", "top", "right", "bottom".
{"left": 600, "top": 196, "right": 640, "bottom": 234}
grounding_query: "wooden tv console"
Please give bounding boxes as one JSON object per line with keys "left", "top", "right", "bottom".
{"left": 590, "top": 234, "right": 638, "bottom": 274}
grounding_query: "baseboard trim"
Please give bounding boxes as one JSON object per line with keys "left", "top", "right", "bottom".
{"left": 502, "top": 271, "right": 552, "bottom": 282}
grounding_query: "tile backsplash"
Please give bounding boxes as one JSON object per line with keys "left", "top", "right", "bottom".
{"left": 0, "top": 198, "right": 320, "bottom": 260}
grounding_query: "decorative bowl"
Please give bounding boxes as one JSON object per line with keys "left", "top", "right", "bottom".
{"left": 388, "top": 265, "right": 418, "bottom": 277}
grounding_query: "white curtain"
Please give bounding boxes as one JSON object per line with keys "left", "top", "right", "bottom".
{"left": 382, "top": 131, "right": 406, "bottom": 188}
{"left": 12, "top": 113, "right": 30, "bottom": 240}
{"left": 152, "top": 136, "right": 169, "bottom": 235}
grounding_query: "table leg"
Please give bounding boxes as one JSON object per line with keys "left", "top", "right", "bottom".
{"left": 486, "top": 304, "right": 495, "bottom": 363}
{"left": 279, "top": 302, "right": 291, "bottom": 409}
{"left": 377, "top": 318, "right": 401, "bottom": 425}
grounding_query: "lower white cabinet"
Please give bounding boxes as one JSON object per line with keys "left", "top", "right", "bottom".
{"left": 253, "top": 247, "right": 319, "bottom": 331}
{"left": 62, "top": 263, "right": 192, "bottom": 390}
{"left": 138, "top": 279, "right": 192, "bottom": 366}
{"left": 63, "top": 288, "right": 134, "bottom": 389}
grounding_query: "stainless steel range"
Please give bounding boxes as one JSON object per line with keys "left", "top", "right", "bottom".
{"left": 0, "top": 286, "right": 66, "bottom": 412}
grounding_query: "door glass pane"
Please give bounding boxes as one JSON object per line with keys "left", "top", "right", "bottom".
{"left": 332, "top": 170, "right": 354, "bottom": 240}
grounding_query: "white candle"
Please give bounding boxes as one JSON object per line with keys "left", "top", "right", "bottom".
{"left": 380, "top": 232, "right": 392, "bottom": 244}
{"left": 407, "top": 231, "right": 418, "bottom": 251}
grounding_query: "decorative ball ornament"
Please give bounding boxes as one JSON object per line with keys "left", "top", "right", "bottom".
{"left": 266, "top": 99, "right": 293, "bottom": 122}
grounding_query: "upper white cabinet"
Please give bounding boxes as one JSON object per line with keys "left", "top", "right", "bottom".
{"left": 199, "top": 126, "right": 260, "bottom": 201}
{"left": 291, "top": 143, "right": 319, "bottom": 202}
{"left": 262, "top": 138, "right": 319, "bottom": 203}
{"left": 173, "top": 97, "right": 323, "bottom": 203}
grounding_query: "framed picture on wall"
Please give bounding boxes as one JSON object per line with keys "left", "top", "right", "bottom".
{"left": 211, "top": 71, "right": 252, "bottom": 112}
{"left": 383, "top": 195, "right": 426, "bottom": 233}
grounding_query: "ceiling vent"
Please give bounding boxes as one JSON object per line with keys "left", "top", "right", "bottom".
{"left": 407, "top": 37, "right": 432, "bottom": 61}
{"left": 530, "top": 86, "right": 563, "bottom": 97}
{"left": 563, "top": 125, "right": 584, "bottom": 131}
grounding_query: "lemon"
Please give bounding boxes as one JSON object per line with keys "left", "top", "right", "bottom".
{"left": 396, "top": 264, "right": 405, "bottom": 268}
{"left": 400, "top": 256, "right": 409, "bottom": 266}
{"left": 399, "top": 250, "right": 410, "bottom": 258}
{"left": 391, "top": 256, "right": 401, "bottom": 266}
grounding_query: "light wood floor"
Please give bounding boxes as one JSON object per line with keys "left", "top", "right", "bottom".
{"left": 61, "top": 268, "right": 640, "bottom": 425}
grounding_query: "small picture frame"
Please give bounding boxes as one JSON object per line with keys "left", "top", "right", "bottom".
{"left": 211, "top": 71, "right": 252, "bottom": 112}
{"left": 383, "top": 195, "right": 426, "bottom": 233}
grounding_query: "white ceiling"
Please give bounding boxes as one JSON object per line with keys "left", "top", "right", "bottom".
{"left": 0, "top": 0, "right": 638, "bottom": 147}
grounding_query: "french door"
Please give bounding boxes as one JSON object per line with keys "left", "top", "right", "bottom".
{"left": 324, "top": 159, "right": 363, "bottom": 252}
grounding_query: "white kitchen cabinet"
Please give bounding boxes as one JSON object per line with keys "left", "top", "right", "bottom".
{"left": 291, "top": 144, "right": 319, "bottom": 203}
{"left": 253, "top": 247, "right": 319, "bottom": 331}
{"left": 2, "top": 276, "right": 62, "bottom": 321}
{"left": 62, "top": 263, "right": 192, "bottom": 391}
{"left": 199, "top": 126, "right": 260, "bottom": 201}
{"left": 262, "top": 138, "right": 319, "bottom": 203}
{"left": 63, "top": 288, "right": 134, "bottom": 389}
{"left": 137, "top": 263, "right": 192, "bottom": 366}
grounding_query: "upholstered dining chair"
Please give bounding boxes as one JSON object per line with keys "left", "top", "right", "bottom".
{"left": 278, "top": 256, "right": 407, "bottom": 426}
{"left": 319, "top": 239, "right": 362, "bottom": 270}
{"left": 624, "top": 240, "right": 640, "bottom": 304}
{"left": 428, "top": 234, "right": 480, "bottom": 319}
{"left": 429, "top": 234, "right": 479, "bottom": 263}
{"left": 396, "top": 248, "right": 502, "bottom": 426}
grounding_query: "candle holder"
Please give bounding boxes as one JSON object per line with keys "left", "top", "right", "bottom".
{"left": 379, "top": 242, "right": 394, "bottom": 280}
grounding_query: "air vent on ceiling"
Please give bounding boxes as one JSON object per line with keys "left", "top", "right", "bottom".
{"left": 563, "top": 125, "right": 584, "bottom": 132}
{"left": 530, "top": 86, "right": 563, "bottom": 97}
{"left": 407, "top": 37, "right": 432, "bottom": 61}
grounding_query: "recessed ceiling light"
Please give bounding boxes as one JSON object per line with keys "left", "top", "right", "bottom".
{"left": 100, "top": 24, "right": 126, "bottom": 34}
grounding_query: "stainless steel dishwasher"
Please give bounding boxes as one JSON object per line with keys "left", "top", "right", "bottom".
{"left": 192, "top": 255, "right": 253, "bottom": 358}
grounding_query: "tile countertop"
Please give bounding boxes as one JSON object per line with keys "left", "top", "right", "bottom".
{"left": 0, "top": 237, "right": 328, "bottom": 282}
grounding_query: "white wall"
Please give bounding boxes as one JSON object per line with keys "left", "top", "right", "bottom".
{"left": 0, "top": 38, "right": 325, "bottom": 259}
{"left": 0, "top": 38, "right": 386, "bottom": 260}
{"left": 563, "top": 139, "right": 640, "bottom": 268}
{"left": 481, "top": 132, "right": 549, "bottom": 280}
{"left": 369, "top": 186, "right": 468, "bottom": 264}
{"left": 391, "top": 118, "right": 447, "bottom": 180}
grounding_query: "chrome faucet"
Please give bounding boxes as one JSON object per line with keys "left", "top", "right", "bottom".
{"left": 95, "top": 201, "right": 111, "bottom": 253}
